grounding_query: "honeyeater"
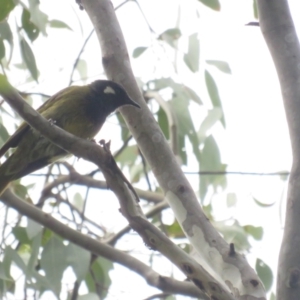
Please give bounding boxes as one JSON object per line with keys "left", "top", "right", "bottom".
{"left": 0, "top": 80, "right": 140, "bottom": 195}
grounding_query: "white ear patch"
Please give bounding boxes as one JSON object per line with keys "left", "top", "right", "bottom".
{"left": 104, "top": 86, "right": 116, "bottom": 95}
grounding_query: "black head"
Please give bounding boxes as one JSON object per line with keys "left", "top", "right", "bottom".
{"left": 90, "top": 80, "right": 140, "bottom": 114}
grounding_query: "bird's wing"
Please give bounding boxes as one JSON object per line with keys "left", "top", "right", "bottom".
{"left": 0, "top": 87, "right": 71, "bottom": 158}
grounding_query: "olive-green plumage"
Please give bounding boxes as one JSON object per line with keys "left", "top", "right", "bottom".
{"left": 0, "top": 80, "right": 139, "bottom": 194}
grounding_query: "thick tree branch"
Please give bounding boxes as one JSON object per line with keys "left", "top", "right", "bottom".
{"left": 1, "top": 189, "right": 203, "bottom": 298}
{"left": 81, "top": 0, "right": 265, "bottom": 298}
{"left": 257, "top": 1, "right": 300, "bottom": 299}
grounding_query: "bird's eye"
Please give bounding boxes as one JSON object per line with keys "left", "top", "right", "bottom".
{"left": 103, "top": 86, "right": 116, "bottom": 95}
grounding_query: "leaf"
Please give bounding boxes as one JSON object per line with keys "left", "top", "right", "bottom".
{"left": 170, "top": 93, "right": 201, "bottom": 164}
{"left": 12, "top": 227, "right": 30, "bottom": 244}
{"left": 0, "top": 21, "right": 13, "bottom": 44}
{"left": 28, "top": 0, "right": 48, "bottom": 36}
{"left": 48, "top": 19, "right": 72, "bottom": 30}
{"left": 256, "top": 258, "right": 273, "bottom": 291}
{"left": 198, "top": 0, "right": 221, "bottom": 11}
{"left": 198, "top": 107, "right": 222, "bottom": 142}
{"left": 66, "top": 243, "right": 90, "bottom": 281}
{"left": 76, "top": 59, "right": 88, "bottom": 81}
{"left": 116, "top": 145, "right": 138, "bottom": 168}
{"left": 85, "top": 257, "right": 113, "bottom": 299}
{"left": 20, "top": 38, "right": 38, "bottom": 81}
{"left": 40, "top": 236, "right": 67, "bottom": 296}
{"left": 244, "top": 225, "right": 263, "bottom": 240}
{"left": 200, "top": 135, "right": 226, "bottom": 200}
{"left": 0, "top": 39, "right": 5, "bottom": 60}
{"left": 157, "top": 107, "right": 169, "bottom": 139}
{"left": 253, "top": 197, "right": 275, "bottom": 208}
{"left": 206, "top": 60, "right": 231, "bottom": 74}
{"left": 205, "top": 70, "right": 225, "bottom": 127}
{"left": 214, "top": 220, "right": 251, "bottom": 251}
{"left": 72, "top": 192, "right": 84, "bottom": 211}
{"left": 253, "top": 0, "right": 258, "bottom": 19}
{"left": 26, "top": 219, "right": 43, "bottom": 240}
{"left": 158, "top": 28, "right": 181, "bottom": 48}
{"left": 132, "top": 46, "right": 148, "bottom": 58}
{"left": 21, "top": 9, "right": 39, "bottom": 42}
{"left": 184, "top": 33, "right": 200, "bottom": 72}
{"left": 184, "top": 85, "right": 202, "bottom": 104}
{"left": 0, "top": 0, "right": 15, "bottom": 22}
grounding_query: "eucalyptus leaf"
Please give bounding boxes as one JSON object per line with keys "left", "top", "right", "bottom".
{"left": 20, "top": 38, "right": 38, "bottom": 81}
{"left": 40, "top": 236, "right": 67, "bottom": 296}
{"left": 205, "top": 70, "right": 225, "bottom": 127}
{"left": 0, "top": 0, "right": 15, "bottom": 22}
{"left": 256, "top": 259, "right": 273, "bottom": 291}
{"left": 206, "top": 60, "right": 231, "bottom": 74}
{"left": 198, "top": 0, "right": 221, "bottom": 11}
{"left": 184, "top": 33, "right": 200, "bottom": 72}
{"left": 133, "top": 46, "right": 148, "bottom": 58}
{"left": 48, "top": 19, "right": 72, "bottom": 30}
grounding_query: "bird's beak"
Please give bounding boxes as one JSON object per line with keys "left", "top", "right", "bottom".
{"left": 126, "top": 96, "right": 140, "bottom": 109}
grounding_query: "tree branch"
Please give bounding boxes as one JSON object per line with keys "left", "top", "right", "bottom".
{"left": 257, "top": 1, "right": 300, "bottom": 299}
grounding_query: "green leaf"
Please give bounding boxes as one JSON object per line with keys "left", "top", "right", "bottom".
{"left": 253, "top": 197, "right": 275, "bottom": 207}
{"left": 116, "top": 145, "right": 138, "bottom": 168}
{"left": 28, "top": 0, "right": 48, "bottom": 35}
{"left": 40, "top": 236, "right": 67, "bottom": 296}
{"left": 244, "top": 225, "right": 263, "bottom": 240}
{"left": 157, "top": 107, "right": 169, "bottom": 139}
{"left": 21, "top": 9, "right": 39, "bottom": 42}
{"left": 165, "top": 221, "right": 185, "bottom": 238}
{"left": 198, "top": 0, "right": 221, "bottom": 11}
{"left": 0, "top": 39, "right": 5, "bottom": 60}
{"left": 198, "top": 107, "right": 222, "bottom": 142}
{"left": 0, "top": 21, "right": 13, "bottom": 44}
{"left": 158, "top": 28, "right": 181, "bottom": 48}
{"left": 72, "top": 192, "right": 84, "bottom": 211}
{"left": 184, "top": 33, "right": 200, "bottom": 72}
{"left": 0, "top": 0, "right": 15, "bottom": 22}
{"left": 184, "top": 85, "right": 202, "bottom": 104}
{"left": 200, "top": 135, "right": 226, "bottom": 200}
{"left": 66, "top": 243, "right": 90, "bottom": 281}
{"left": 48, "top": 19, "right": 72, "bottom": 30}
{"left": 253, "top": 0, "right": 258, "bottom": 19}
{"left": 20, "top": 38, "right": 38, "bottom": 81}
{"left": 132, "top": 46, "right": 148, "bottom": 58}
{"left": 214, "top": 220, "right": 251, "bottom": 251}
{"left": 205, "top": 70, "right": 225, "bottom": 127}
{"left": 26, "top": 219, "right": 43, "bottom": 240}
{"left": 256, "top": 258, "right": 273, "bottom": 291}
{"left": 12, "top": 227, "right": 31, "bottom": 244}
{"left": 206, "top": 60, "right": 231, "bottom": 74}
{"left": 170, "top": 93, "right": 201, "bottom": 164}
{"left": 26, "top": 232, "right": 42, "bottom": 279}
{"left": 85, "top": 257, "right": 113, "bottom": 299}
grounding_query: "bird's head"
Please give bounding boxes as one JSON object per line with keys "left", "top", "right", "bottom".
{"left": 90, "top": 80, "right": 140, "bottom": 113}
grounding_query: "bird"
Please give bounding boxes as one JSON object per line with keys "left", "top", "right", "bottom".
{"left": 0, "top": 80, "right": 140, "bottom": 195}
